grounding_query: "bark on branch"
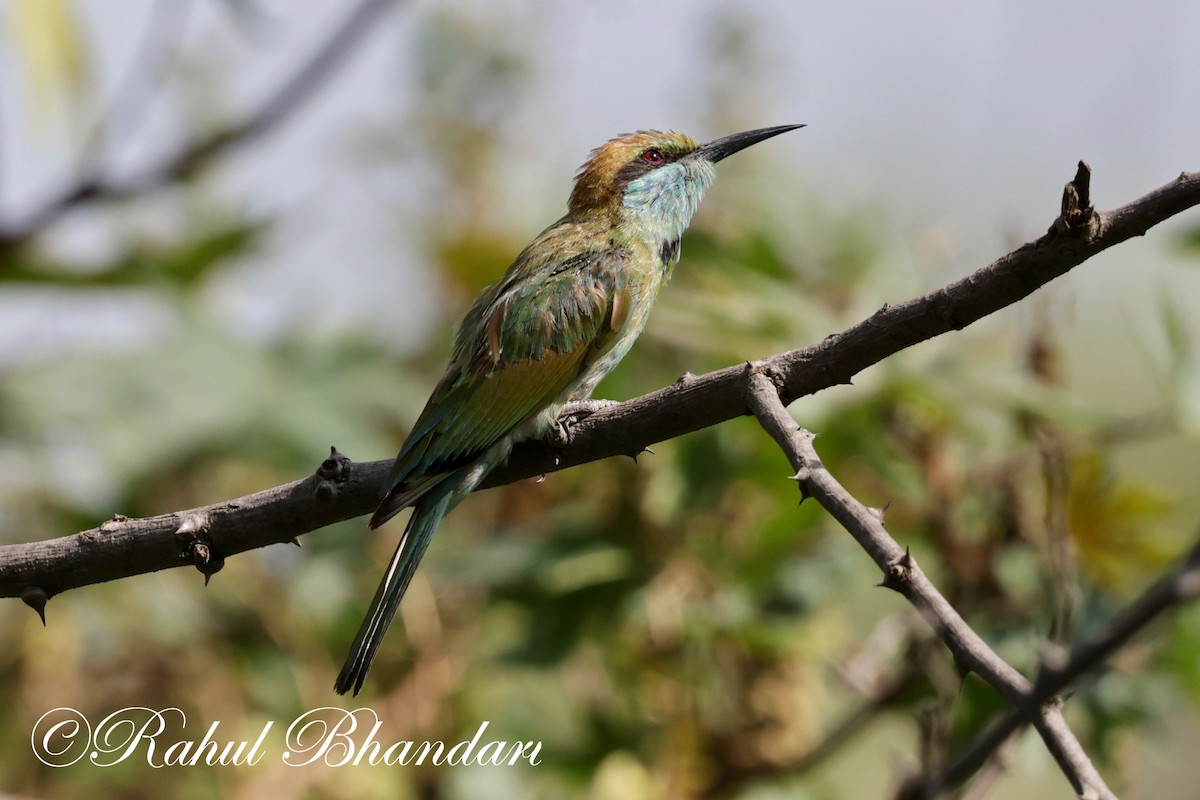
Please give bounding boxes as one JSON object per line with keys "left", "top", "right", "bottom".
{"left": 1, "top": 165, "right": 1198, "bottom": 622}
{"left": 744, "top": 370, "right": 1117, "bottom": 799}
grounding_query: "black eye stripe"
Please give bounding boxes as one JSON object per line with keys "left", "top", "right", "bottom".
{"left": 612, "top": 146, "right": 684, "bottom": 188}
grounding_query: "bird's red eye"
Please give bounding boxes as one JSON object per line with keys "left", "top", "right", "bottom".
{"left": 642, "top": 148, "right": 664, "bottom": 164}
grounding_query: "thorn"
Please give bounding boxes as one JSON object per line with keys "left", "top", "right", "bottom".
{"left": 100, "top": 514, "right": 129, "bottom": 533}
{"left": 1072, "top": 160, "right": 1092, "bottom": 210}
{"left": 629, "top": 445, "right": 655, "bottom": 463}
{"left": 176, "top": 513, "right": 224, "bottom": 582}
{"left": 536, "top": 474, "right": 547, "bottom": 484}
{"left": 316, "top": 447, "right": 351, "bottom": 497}
{"left": 322, "top": 447, "right": 349, "bottom": 472}
{"left": 174, "top": 512, "right": 208, "bottom": 538}
{"left": 187, "top": 541, "right": 225, "bottom": 585}
{"left": 287, "top": 537, "right": 302, "bottom": 547}
{"left": 1054, "top": 161, "right": 1094, "bottom": 235}
{"left": 787, "top": 469, "right": 813, "bottom": 506}
{"left": 880, "top": 551, "right": 912, "bottom": 592}
{"left": 20, "top": 586, "right": 48, "bottom": 625}
{"left": 952, "top": 652, "right": 972, "bottom": 685}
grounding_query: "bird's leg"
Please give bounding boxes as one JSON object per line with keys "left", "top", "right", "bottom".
{"left": 562, "top": 398, "right": 620, "bottom": 420}
{"left": 552, "top": 399, "right": 620, "bottom": 445}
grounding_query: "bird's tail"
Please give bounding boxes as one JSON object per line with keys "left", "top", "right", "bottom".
{"left": 334, "top": 487, "right": 453, "bottom": 696}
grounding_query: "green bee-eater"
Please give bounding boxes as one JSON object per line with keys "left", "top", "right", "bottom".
{"left": 336, "top": 124, "right": 802, "bottom": 695}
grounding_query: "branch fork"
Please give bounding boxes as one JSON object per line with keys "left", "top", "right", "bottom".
{"left": 744, "top": 367, "right": 1118, "bottom": 799}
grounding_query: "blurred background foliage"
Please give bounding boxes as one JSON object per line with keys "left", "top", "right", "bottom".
{"left": 3, "top": 2, "right": 1200, "bottom": 799}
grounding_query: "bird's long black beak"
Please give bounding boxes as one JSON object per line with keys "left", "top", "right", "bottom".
{"left": 694, "top": 124, "right": 805, "bottom": 163}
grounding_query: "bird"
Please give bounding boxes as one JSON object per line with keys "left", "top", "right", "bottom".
{"left": 335, "top": 124, "right": 803, "bottom": 695}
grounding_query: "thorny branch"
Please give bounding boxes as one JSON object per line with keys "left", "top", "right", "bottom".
{"left": 924, "top": 535, "right": 1200, "bottom": 796}
{"left": 4, "top": 164, "right": 1197, "bottom": 601}
{"left": 744, "top": 369, "right": 1117, "bottom": 799}
{"left": 2, "top": 156, "right": 1199, "bottom": 794}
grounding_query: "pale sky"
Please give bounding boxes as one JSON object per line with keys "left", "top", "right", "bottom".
{"left": 1, "top": 0, "right": 1198, "bottom": 362}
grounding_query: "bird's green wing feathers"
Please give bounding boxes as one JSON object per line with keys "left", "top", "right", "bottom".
{"left": 379, "top": 248, "right": 631, "bottom": 509}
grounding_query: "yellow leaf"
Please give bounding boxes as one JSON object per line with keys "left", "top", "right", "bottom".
{"left": 1067, "top": 453, "right": 1178, "bottom": 595}
{"left": 6, "top": 0, "right": 90, "bottom": 131}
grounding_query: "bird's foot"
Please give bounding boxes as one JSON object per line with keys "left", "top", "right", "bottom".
{"left": 562, "top": 399, "right": 619, "bottom": 420}
{"left": 552, "top": 399, "right": 619, "bottom": 445}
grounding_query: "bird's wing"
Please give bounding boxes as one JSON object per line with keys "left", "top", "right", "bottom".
{"left": 374, "top": 248, "right": 632, "bottom": 518}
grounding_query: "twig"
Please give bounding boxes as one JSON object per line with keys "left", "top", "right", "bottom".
{"left": 956, "top": 734, "right": 1019, "bottom": 800}
{"left": 0, "top": 165, "right": 1198, "bottom": 603}
{"left": 709, "top": 659, "right": 923, "bottom": 794}
{"left": 788, "top": 662, "right": 922, "bottom": 774}
{"left": 929, "top": 536, "right": 1200, "bottom": 795}
{"left": 0, "top": 0, "right": 396, "bottom": 245}
{"left": 743, "top": 370, "right": 1116, "bottom": 799}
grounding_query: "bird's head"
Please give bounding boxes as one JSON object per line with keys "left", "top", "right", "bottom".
{"left": 566, "top": 125, "right": 803, "bottom": 241}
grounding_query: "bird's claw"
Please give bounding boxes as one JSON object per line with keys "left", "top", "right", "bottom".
{"left": 560, "top": 399, "right": 618, "bottom": 426}
{"left": 552, "top": 399, "right": 619, "bottom": 445}
{"left": 561, "top": 399, "right": 619, "bottom": 420}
